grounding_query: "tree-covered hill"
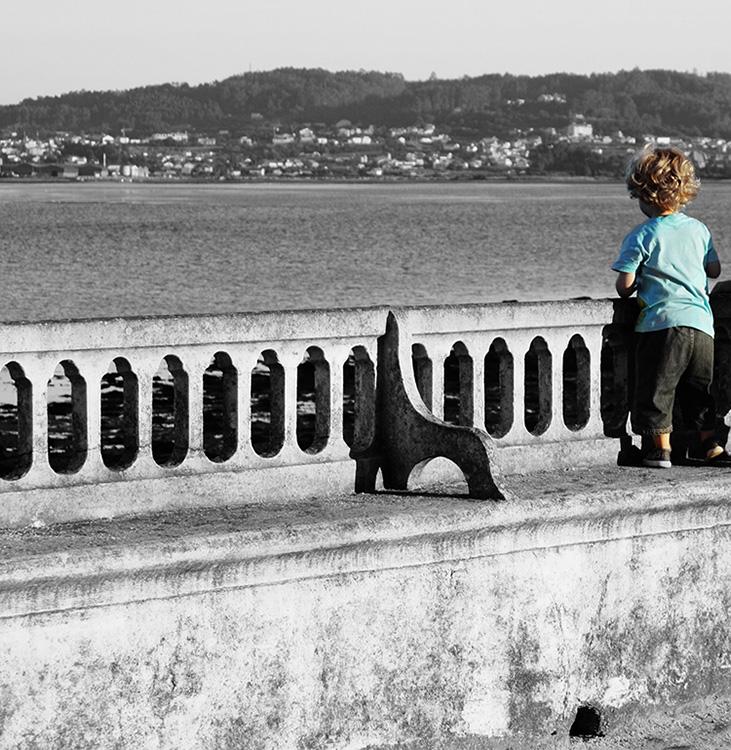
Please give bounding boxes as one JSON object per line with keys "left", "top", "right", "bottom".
{"left": 3, "top": 67, "right": 731, "bottom": 139}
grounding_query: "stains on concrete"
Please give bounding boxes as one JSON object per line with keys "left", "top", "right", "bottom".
{"left": 0, "top": 685, "right": 17, "bottom": 740}
{"left": 506, "top": 621, "right": 555, "bottom": 737}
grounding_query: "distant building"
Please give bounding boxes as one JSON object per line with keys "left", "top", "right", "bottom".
{"left": 298, "top": 128, "right": 316, "bottom": 143}
{"left": 567, "top": 117, "right": 593, "bottom": 139}
{"left": 150, "top": 132, "right": 189, "bottom": 144}
{"left": 538, "top": 92, "right": 567, "bottom": 104}
{"left": 272, "top": 132, "right": 295, "bottom": 146}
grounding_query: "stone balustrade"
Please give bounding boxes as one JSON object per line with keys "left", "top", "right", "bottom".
{"left": 0, "top": 309, "right": 385, "bottom": 526}
{"left": 4, "top": 291, "right": 727, "bottom": 525}
{"left": 400, "top": 298, "right": 622, "bottom": 475}
{"left": 1, "top": 294, "right": 730, "bottom": 750}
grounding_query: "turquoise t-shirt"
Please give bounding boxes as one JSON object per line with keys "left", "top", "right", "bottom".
{"left": 612, "top": 212, "right": 718, "bottom": 337}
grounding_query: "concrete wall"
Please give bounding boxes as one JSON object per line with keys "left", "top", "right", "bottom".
{"left": 0, "top": 471, "right": 728, "bottom": 749}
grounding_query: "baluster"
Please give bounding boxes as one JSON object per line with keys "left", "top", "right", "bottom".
{"left": 471, "top": 338, "right": 486, "bottom": 432}
{"left": 279, "top": 345, "right": 305, "bottom": 459}
{"left": 508, "top": 331, "right": 531, "bottom": 443}
{"left": 134, "top": 355, "right": 162, "bottom": 472}
{"left": 457, "top": 343, "right": 475, "bottom": 427}
{"left": 186, "top": 350, "right": 212, "bottom": 461}
{"left": 326, "top": 343, "right": 352, "bottom": 458}
{"left": 541, "top": 331, "right": 564, "bottom": 440}
{"left": 231, "top": 345, "right": 253, "bottom": 462}
{"left": 76, "top": 353, "right": 113, "bottom": 477}
{"left": 25, "top": 358, "right": 53, "bottom": 482}
{"left": 585, "top": 328, "right": 606, "bottom": 438}
{"left": 430, "top": 341, "right": 452, "bottom": 421}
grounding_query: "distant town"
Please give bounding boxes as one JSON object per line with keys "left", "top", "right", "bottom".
{"left": 3, "top": 113, "right": 731, "bottom": 181}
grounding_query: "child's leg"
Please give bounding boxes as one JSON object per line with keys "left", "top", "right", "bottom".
{"left": 632, "top": 329, "right": 693, "bottom": 461}
{"left": 652, "top": 433, "right": 671, "bottom": 450}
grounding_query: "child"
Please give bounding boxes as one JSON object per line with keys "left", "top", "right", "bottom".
{"left": 612, "top": 146, "right": 728, "bottom": 468}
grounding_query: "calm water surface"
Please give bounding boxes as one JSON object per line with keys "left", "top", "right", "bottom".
{"left": 1, "top": 180, "right": 730, "bottom": 322}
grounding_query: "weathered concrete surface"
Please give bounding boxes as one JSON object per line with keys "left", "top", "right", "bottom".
{"left": 0, "top": 460, "right": 359, "bottom": 530}
{"left": 0, "top": 466, "right": 728, "bottom": 749}
{"left": 566, "top": 694, "right": 731, "bottom": 750}
{"left": 365, "top": 694, "right": 731, "bottom": 748}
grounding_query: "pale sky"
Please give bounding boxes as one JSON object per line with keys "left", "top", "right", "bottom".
{"left": 2, "top": 0, "right": 730, "bottom": 104}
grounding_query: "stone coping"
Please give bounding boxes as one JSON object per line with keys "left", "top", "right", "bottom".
{"left": 1, "top": 465, "right": 729, "bottom": 619}
{"left": 0, "top": 298, "right": 613, "bottom": 352}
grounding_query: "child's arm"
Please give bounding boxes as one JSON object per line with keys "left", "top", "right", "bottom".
{"left": 706, "top": 258, "right": 721, "bottom": 278}
{"left": 615, "top": 271, "right": 636, "bottom": 298}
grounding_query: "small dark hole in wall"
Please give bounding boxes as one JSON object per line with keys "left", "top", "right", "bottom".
{"left": 569, "top": 705, "right": 602, "bottom": 738}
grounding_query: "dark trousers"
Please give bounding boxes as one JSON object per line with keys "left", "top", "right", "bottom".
{"left": 632, "top": 326, "right": 716, "bottom": 436}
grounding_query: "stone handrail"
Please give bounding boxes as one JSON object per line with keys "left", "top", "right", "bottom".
{"left": 4, "top": 290, "right": 728, "bottom": 526}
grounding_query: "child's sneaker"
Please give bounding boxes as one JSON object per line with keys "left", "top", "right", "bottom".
{"left": 642, "top": 448, "right": 672, "bottom": 468}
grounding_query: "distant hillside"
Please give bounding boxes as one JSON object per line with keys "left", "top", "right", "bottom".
{"left": 4, "top": 68, "right": 731, "bottom": 139}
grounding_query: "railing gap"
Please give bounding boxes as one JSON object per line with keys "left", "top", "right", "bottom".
{"left": 297, "top": 347, "right": 330, "bottom": 454}
{"left": 443, "top": 342, "right": 473, "bottom": 426}
{"left": 251, "top": 350, "right": 285, "bottom": 457}
{"left": 152, "top": 356, "right": 188, "bottom": 467}
{"left": 563, "top": 335, "right": 591, "bottom": 431}
{"left": 0, "top": 363, "right": 32, "bottom": 480}
{"left": 101, "top": 357, "right": 139, "bottom": 470}
{"left": 484, "top": 339, "right": 514, "bottom": 437}
{"left": 343, "top": 347, "right": 375, "bottom": 450}
{"left": 524, "top": 337, "right": 552, "bottom": 435}
{"left": 203, "top": 352, "right": 237, "bottom": 463}
{"left": 47, "top": 360, "right": 87, "bottom": 474}
{"left": 412, "top": 344, "right": 433, "bottom": 410}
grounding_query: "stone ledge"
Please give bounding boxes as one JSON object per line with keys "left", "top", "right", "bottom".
{"left": 0, "top": 460, "right": 359, "bottom": 529}
{"left": 1, "top": 464, "right": 729, "bottom": 618}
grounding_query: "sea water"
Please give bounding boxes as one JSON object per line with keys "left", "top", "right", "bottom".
{"left": 3, "top": 180, "right": 729, "bottom": 322}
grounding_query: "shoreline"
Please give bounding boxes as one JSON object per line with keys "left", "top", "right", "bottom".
{"left": 4, "top": 173, "right": 731, "bottom": 187}
{"left": 0, "top": 175, "right": 624, "bottom": 189}
{"left": 0, "top": 174, "right": 627, "bottom": 186}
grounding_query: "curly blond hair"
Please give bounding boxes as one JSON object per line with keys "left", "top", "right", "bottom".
{"left": 626, "top": 146, "right": 700, "bottom": 213}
